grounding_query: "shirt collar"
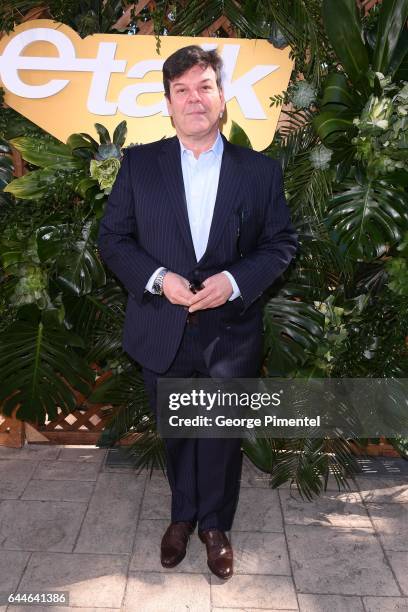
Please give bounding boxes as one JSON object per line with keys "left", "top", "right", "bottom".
{"left": 179, "top": 130, "right": 224, "bottom": 159}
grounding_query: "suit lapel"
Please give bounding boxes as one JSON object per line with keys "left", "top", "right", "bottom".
{"left": 197, "top": 134, "right": 243, "bottom": 265}
{"left": 158, "top": 136, "right": 196, "bottom": 258}
{"left": 157, "top": 133, "right": 243, "bottom": 266}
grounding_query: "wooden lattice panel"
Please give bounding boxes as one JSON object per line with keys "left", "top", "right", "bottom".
{"left": 25, "top": 369, "right": 117, "bottom": 445}
{"left": 34, "top": 404, "right": 115, "bottom": 445}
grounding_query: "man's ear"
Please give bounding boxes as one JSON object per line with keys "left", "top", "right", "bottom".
{"left": 165, "top": 94, "right": 172, "bottom": 117}
{"left": 219, "top": 87, "right": 226, "bottom": 114}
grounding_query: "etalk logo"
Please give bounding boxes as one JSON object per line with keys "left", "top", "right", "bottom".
{"left": 0, "top": 20, "right": 293, "bottom": 151}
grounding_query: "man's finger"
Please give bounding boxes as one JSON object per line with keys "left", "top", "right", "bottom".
{"left": 189, "top": 285, "right": 212, "bottom": 304}
{"left": 176, "top": 289, "right": 195, "bottom": 304}
{"left": 189, "top": 292, "right": 220, "bottom": 312}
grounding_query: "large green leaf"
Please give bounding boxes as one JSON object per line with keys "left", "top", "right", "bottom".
{"left": 228, "top": 120, "right": 253, "bottom": 148}
{"left": 373, "top": 0, "right": 408, "bottom": 76}
{"left": 313, "top": 110, "right": 355, "bottom": 145}
{"left": 388, "top": 25, "right": 408, "bottom": 78}
{"left": 327, "top": 180, "right": 408, "bottom": 259}
{"left": 94, "top": 123, "right": 111, "bottom": 144}
{"left": 112, "top": 120, "right": 127, "bottom": 148}
{"left": 38, "top": 220, "right": 106, "bottom": 296}
{"left": 9, "top": 137, "right": 75, "bottom": 168}
{"left": 263, "top": 298, "right": 325, "bottom": 375}
{"left": 4, "top": 168, "right": 57, "bottom": 199}
{"left": 322, "top": 0, "right": 369, "bottom": 93}
{"left": 0, "top": 313, "right": 94, "bottom": 425}
{"left": 321, "top": 73, "right": 357, "bottom": 110}
{"left": 66, "top": 133, "right": 97, "bottom": 153}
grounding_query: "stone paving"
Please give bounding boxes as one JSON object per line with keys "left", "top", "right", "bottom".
{"left": 0, "top": 444, "right": 407, "bottom": 612}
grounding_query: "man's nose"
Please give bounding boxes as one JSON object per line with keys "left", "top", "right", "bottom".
{"left": 187, "top": 89, "right": 201, "bottom": 102}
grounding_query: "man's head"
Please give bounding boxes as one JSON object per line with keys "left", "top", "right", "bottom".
{"left": 162, "top": 45, "right": 225, "bottom": 143}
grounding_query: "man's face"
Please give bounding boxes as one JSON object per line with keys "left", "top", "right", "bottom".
{"left": 166, "top": 64, "right": 225, "bottom": 141}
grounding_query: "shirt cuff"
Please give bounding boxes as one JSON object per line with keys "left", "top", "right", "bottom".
{"left": 222, "top": 271, "right": 241, "bottom": 301}
{"left": 145, "top": 266, "right": 166, "bottom": 293}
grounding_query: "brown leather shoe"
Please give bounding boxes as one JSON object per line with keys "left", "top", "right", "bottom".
{"left": 198, "top": 529, "right": 233, "bottom": 579}
{"left": 160, "top": 521, "right": 195, "bottom": 568}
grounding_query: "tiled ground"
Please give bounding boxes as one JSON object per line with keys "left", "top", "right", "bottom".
{"left": 0, "top": 444, "right": 407, "bottom": 612}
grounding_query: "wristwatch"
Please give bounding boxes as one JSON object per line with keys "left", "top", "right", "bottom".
{"left": 152, "top": 268, "right": 169, "bottom": 295}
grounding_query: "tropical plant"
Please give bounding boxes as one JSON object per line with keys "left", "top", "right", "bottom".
{"left": 0, "top": 120, "right": 134, "bottom": 425}
{"left": 1, "top": 0, "right": 407, "bottom": 496}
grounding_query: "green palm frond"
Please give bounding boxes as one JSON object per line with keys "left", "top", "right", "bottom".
{"left": 285, "top": 151, "right": 333, "bottom": 221}
{"left": 0, "top": 308, "right": 94, "bottom": 424}
{"left": 332, "top": 288, "right": 408, "bottom": 377}
{"left": 0, "top": 1, "right": 44, "bottom": 33}
{"left": 125, "top": 429, "right": 166, "bottom": 476}
{"left": 169, "top": 0, "right": 261, "bottom": 37}
{"left": 263, "top": 297, "right": 325, "bottom": 375}
{"left": 271, "top": 109, "right": 318, "bottom": 171}
{"left": 89, "top": 366, "right": 166, "bottom": 474}
{"left": 242, "top": 435, "right": 360, "bottom": 500}
{"left": 287, "top": 230, "right": 351, "bottom": 300}
{"left": 264, "top": 0, "right": 334, "bottom": 85}
{"left": 354, "top": 260, "right": 388, "bottom": 295}
{"left": 62, "top": 279, "right": 126, "bottom": 361}
{"left": 169, "top": 0, "right": 224, "bottom": 35}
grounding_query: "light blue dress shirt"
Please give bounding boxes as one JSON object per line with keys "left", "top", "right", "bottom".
{"left": 146, "top": 131, "right": 241, "bottom": 300}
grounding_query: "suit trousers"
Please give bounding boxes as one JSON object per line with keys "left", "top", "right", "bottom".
{"left": 142, "top": 320, "right": 244, "bottom": 532}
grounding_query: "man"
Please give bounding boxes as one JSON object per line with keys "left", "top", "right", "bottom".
{"left": 97, "top": 45, "right": 297, "bottom": 580}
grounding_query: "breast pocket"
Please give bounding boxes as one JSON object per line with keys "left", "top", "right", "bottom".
{"left": 234, "top": 204, "right": 260, "bottom": 257}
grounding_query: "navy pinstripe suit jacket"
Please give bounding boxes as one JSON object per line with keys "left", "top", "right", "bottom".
{"left": 97, "top": 133, "right": 298, "bottom": 374}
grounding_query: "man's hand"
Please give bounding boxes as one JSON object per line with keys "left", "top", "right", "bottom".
{"left": 188, "top": 273, "right": 233, "bottom": 312}
{"left": 163, "top": 272, "right": 194, "bottom": 306}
